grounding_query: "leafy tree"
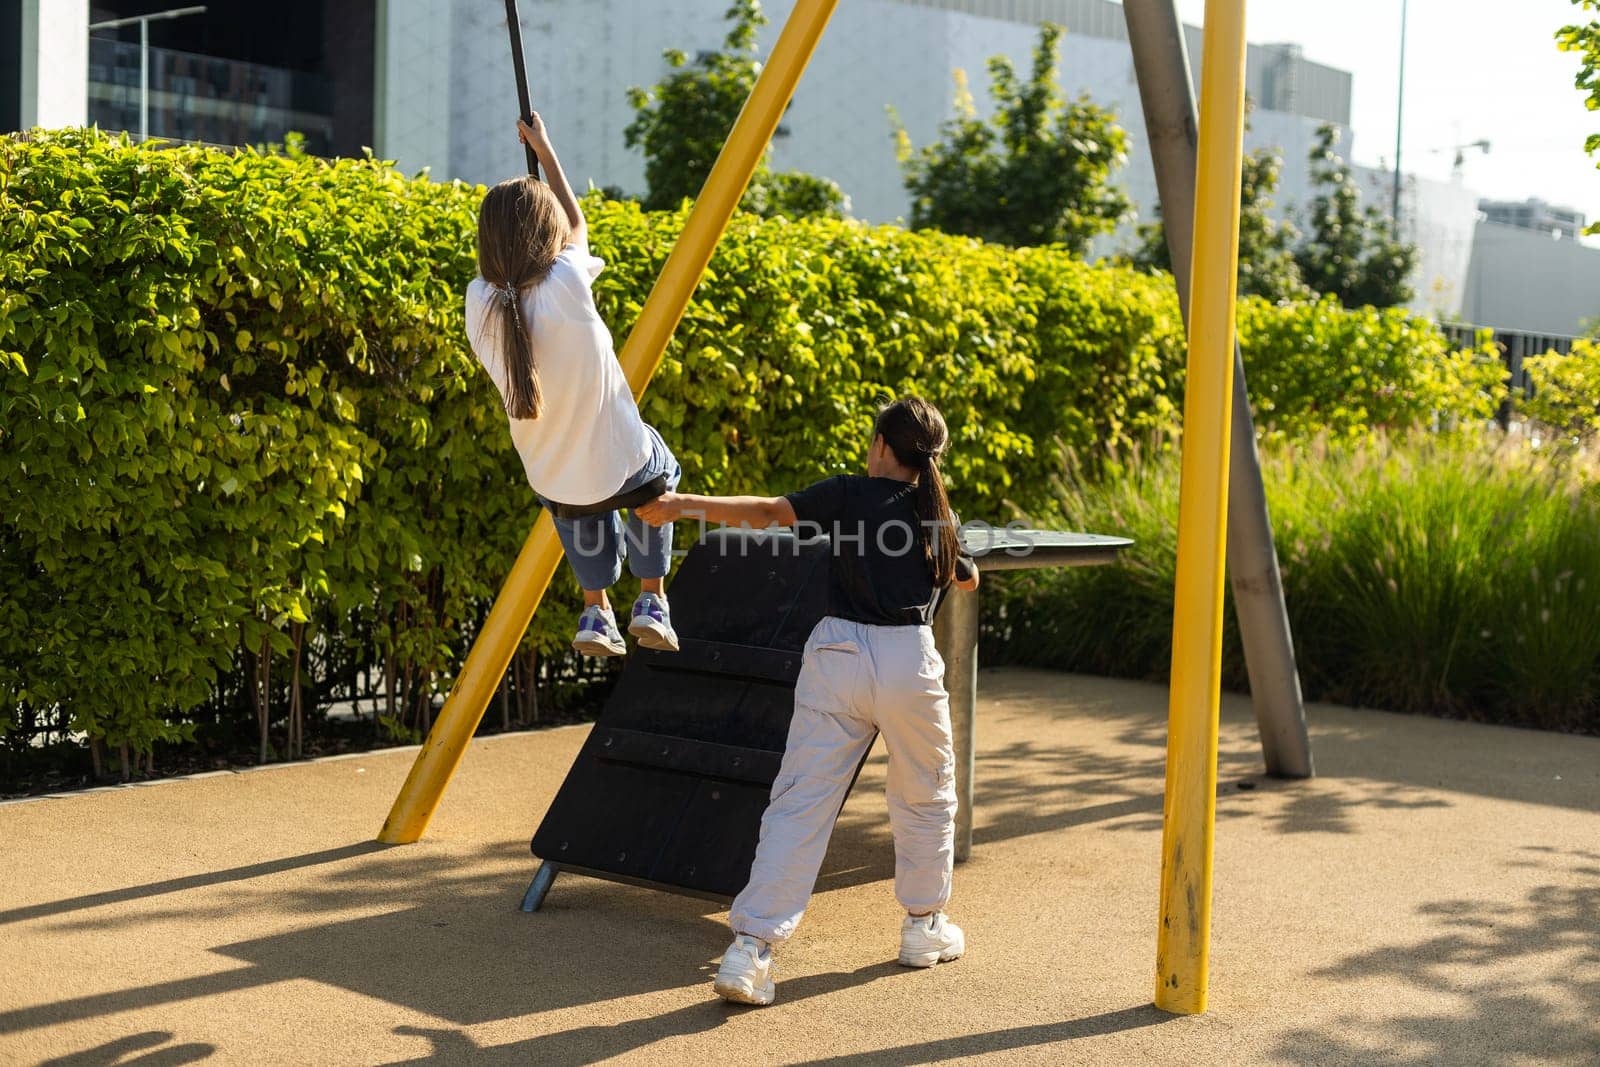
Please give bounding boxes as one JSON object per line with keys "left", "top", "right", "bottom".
{"left": 1293, "top": 124, "right": 1418, "bottom": 309}
{"left": 1132, "top": 145, "right": 1310, "bottom": 303}
{"left": 1557, "top": 0, "right": 1600, "bottom": 234}
{"left": 894, "top": 23, "right": 1130, "bottom": 252}
{"left": 741, "top": 169, "right": 850, "bottom": 221}
{"left": 624, "top": 0, "right": 848, "bottom": 220}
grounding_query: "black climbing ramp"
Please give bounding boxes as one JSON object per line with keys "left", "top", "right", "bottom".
{"left": 528, "top": 527, "right": 835, "bottom": 905}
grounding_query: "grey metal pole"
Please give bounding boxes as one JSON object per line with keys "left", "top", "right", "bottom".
{"left": 931, "top": 583, "right": 978, "bottom": 861}
{"left": 1124, "top": 0, "right": 1313, "bottom": 778}
{"left": 1392, "top": 0, "right": 1408, "bottom": 228}
{"left": 139, "top": 17, "right": 149, "bottom": 142}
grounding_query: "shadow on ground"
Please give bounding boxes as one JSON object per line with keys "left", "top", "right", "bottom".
{"left": 382, "top": 1002, "right": 1172, "bottom": 1064}
{"left": 39, "top": 1031, "right": 216, "bottom": 1067}
{"left": 0, "top": 842, "right": 394, "bottom": 926}
{"left": 823, "top": 671, "right": 1462, "bottom": 884}
{"left": 3, "top": 839, "right": 723, "bottom": 1033}
{"left": 1272, "top": 845, "right": 1600, "bottom": 1065}
{"left": 0, "top": 678, "right": 1519, "bottom": 1030}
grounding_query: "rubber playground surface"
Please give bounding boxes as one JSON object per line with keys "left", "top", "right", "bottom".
{"left": 2, "top": 669, "right": 1597, "bottom": 1066}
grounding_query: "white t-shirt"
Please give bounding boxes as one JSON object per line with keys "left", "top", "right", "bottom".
{"left": 466, "top": 240, "right": 652, "bottom": 506}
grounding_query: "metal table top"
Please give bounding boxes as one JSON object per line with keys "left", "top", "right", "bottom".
{"left": 960, "top": 529, "right": 1133, "bottom": 572}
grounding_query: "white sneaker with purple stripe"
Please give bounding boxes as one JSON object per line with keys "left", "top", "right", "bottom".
{"left": 572, "top": 605, "right": 626, "bottom": 657}
{"left": 628, "top": 592, "right": 680, "bottom": 652}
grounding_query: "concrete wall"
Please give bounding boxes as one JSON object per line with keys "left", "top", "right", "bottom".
{"left": 17, "top": 0, "right": 87, "bottom": 129}
{"left": 769, "top": 0, "right": 1345, "bottom": 244}
{"left": 895, "top": 0, "right": 1354, "bottom": 125}
{"left": 374, "top": 0, "right": 453, "bottom": 178}
{"left": 370, "top": 0, "right": 696, "bottom": 187}
{"left": 764, "top": 0, "right": 958, "bottom": 224}
{"left": 1462, "top": 222, "right": 1600, "bottom": 337}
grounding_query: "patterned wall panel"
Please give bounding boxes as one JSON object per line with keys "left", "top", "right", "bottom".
{"left": 377, "top": 0, "right": 453, "bottom": 176}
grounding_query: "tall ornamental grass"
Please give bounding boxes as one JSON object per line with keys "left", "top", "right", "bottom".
{"left": 984, "top": 434, "right": 1600, "bottom": 734}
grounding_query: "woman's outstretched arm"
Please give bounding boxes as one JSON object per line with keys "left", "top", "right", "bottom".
{"left": 635, "top": 492, "right": 797, "bottom": 529}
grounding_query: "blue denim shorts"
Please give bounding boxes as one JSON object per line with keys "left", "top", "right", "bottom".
{"left": 541, "top": 424, "right": 681, "bottom": 591}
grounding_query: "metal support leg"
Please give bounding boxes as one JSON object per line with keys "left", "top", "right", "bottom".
{"left": 932, "top": 584, "right": 979, "bottom": 863}
{"left": 520, "top": 861, "right": 558, "bottom": 912}
{"left": 1125, "top": 0, "right": 1314, "bottom": 779}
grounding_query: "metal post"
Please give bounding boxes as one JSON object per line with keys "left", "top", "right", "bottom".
{"left": 931, "top": 584, "right": 978, "bottom": 863}
{"left": 520, "top": 861, "right": 559, "bottom": 912}
{"left": 139, "top": 17, "right": 149, "bottom": 142}
{"left": 378, "top": 0, "right": 842, "bottom": 845}
{"left": 1151, "top": 0, "right": 1249, "bottom": 1016}
{"left": 1124, "top": 0, "right": 1313, "bottom": 780}
{"left": 1392, "top": 0, "right": 1408, "bottom": 228}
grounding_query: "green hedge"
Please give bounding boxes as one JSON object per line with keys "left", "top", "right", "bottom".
{"left": 0, "top": 130, "right": 1501, "bottom": 774}
{"left": 982, "top": 434, "right": 1600, "bottom": 734}
{"left": 0, "top": 131, "right": 521, "bottom": 764}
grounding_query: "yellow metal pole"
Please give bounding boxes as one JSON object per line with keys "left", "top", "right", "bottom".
{"left": 1153, "top": 0, "right": 1249, "bottom": 1015}
{"left": 378, "top": 0, "right": 841, "bottom": 844}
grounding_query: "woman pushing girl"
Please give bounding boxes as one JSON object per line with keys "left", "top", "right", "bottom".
{"left": 638, "top": 396, "right": 979, "bottom": 1006}
{"left": 468, "top": 112, "right": 680, "bottom": 657}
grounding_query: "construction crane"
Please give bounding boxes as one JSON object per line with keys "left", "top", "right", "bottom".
{"left": 1430, "top": 138, "right": 1492, "bottom": 179}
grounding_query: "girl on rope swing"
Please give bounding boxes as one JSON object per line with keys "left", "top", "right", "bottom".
{"left": 468, "top": 112, "right": 681, "bottom": 658}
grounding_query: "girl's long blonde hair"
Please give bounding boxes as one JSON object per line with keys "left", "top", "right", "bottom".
{"left": 475, "top": 176, "right": 570, "bottom": 420}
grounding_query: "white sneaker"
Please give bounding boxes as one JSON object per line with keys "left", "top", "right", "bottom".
{"left": 713, "top": 934, "right": 776, "bottom": 1006}
{"left": 627, "top": 591, "right": 680, "bottom": 652}
{"left": 572, "top": 605, "right": 626, "bottom": 657}
{"left": 899, "top": 912, "right": 965, "bottom": 967}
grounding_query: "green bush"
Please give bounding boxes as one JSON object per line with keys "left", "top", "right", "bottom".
{"left": 1521, "top": 340, "right": 1600, "bottom": 443}
{"left": 983, "top": 433, "right": 1600, "bottom": 733}
{"left": 0, "top": 129, "right": 1505, "bottom": 777}
{"left": 1235, "top": 296, "right": 1502, "bottom": 440}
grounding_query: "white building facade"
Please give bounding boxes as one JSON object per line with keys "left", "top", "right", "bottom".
{"left": 1462, "top": 222, "right": 1600, "bottom": 337}
{"left": 1355, "top": 166, "right": 1485, "bottom": 322}
{"left": 375, "top": 0, "right": 1351, "bottom": 248}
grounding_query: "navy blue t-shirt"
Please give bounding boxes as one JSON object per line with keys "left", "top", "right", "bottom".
{"left": 785, "top": 474, "right": 970, "bottom": 627}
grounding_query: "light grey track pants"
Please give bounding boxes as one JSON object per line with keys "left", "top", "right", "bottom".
{"left": 729, "top": 616, "right": 958, "bottom": 945}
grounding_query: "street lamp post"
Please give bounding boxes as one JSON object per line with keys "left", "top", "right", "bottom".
{"left": 87, "top": 5, "right": 208, "bottom": 142}
{"left": 1392, "top": 0, "right": 1408, "bottom": 231}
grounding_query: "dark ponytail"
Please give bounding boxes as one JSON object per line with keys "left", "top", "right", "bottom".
{"left": 474, "top": 176, "right": 570, "bottom": 420}
{"left": 875, "top": 396, "right": 961, "bottom": 587}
